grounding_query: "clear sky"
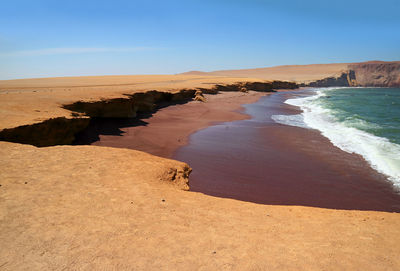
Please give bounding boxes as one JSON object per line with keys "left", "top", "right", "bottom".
{"left": 1, "top": 0, "right": 399, "bottom": 79}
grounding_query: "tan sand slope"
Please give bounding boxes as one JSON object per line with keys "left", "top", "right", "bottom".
{"left": 1, "top": 141, "right": 399, "bottom": 270}
{"left": 183, "top": 63, "right": 349, "bottom": 82}
{"left": 182, "top": 60, "right": 400, "bottom": 84}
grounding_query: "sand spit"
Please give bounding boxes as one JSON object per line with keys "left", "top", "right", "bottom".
{"left": 1, "top": 141, "right": 400, "bottom": 270}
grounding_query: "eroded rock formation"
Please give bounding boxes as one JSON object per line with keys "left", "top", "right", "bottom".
{"left": 305, "top": 62, "right": 400, "bottom": 87}
{"left": 160, "top": 165, "right": 192, "bottom": 190}
{"left": 194, "top": 90, "right": 206, "bottom": 102}
{"left": 305, "top": 71, "right": 357, "bottom": 87}
{"left": 349, "top": 62, "right": 400, "bottom": 87}
{"left": 0, "top": 117, "right": 90, "bottom": 147}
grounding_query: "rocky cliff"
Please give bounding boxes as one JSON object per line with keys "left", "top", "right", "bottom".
{"left": 349, "top": 62, "right": 400, "bottom": 87}
{"left": 305, "top": 61, "right": 400, "bottom": 87}
{"left": 305, "top": 71, "right": 357, "bottom": 87}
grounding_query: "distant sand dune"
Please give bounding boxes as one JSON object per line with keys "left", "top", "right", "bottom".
{"left": 181, "top": 61, "right": 400, "bottom": 83}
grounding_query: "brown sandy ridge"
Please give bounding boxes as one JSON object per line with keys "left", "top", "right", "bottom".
{"left": 182, "top": 60, "right": 400, "bottom": 86}
{"left": 0, "top": 74, "right": 400, "bottom": 269}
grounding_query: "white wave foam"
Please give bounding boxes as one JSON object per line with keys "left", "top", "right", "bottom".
{"left": 284, "top": 89, "right": 400, "bottom": 187}
{"left": 271, "top": 114, "right": 309, "bottom": 129}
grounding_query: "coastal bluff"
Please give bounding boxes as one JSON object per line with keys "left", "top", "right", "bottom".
{"left": 0, "top": 75, "right": 296, "bottom": 147}
{"left": 348, "top": 61, "right": 400, "bottom": 87}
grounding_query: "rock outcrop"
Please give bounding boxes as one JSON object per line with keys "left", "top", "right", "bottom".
{"left": 305, "top": 62, "right": 400, "bottom": 87}
{"left": 305, "top": 71, "right": 357, "bottom": 87}
{"left": 194, "top": 90, "right": 206, "bottom": 102}
{"left": 161, "top": 165, "right": 192, "bottom": 190}
{"left": 349, "top": 62, "right": 400, "bottom": 87}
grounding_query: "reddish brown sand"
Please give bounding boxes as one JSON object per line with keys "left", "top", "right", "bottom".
{"left": 88, "top": 89, "right": 400, "bottom": 212}
{"left": 77, "top": 91, "right": 265, "bottom": 157}
{"left": 174, "top": 91, "right": 400, "bottom": 212}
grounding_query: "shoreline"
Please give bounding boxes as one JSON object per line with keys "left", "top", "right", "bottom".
{"left": 283, "top": 87, "right": 400, "bottom": 187}
{"left": 76, "top": 91, "right": 267, "bottom": 158}
{"left": 174, "top": 91, "right": 400, "bottom": 212}
{"left": 79, "top": 87, "right": 400, "bottom": 212}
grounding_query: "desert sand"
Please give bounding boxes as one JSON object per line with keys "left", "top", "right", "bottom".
{"left": 1, "top": 73, "right": 400, "bottom": 270}
{"left": 182, "top": 63, "right": 350, "bottom": 82}
{"left": 182, "top": 61, "right": 400, "bottom": 86}
{"left": 1, "top": 142, "right": 400, "bottom": 270}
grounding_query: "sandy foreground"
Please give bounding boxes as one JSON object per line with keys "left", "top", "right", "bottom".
{"left": 1, "top": 142, "right": 400, "bottom": 270}
{"left": 0, "top": 75, "right": 400, "bottom": 270}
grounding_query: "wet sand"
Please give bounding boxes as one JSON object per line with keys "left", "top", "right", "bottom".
{"left": 174, "top": 91, "right": 400, "bottom": 212}
{"left": 85, "top": 89, "right": 400, "bottom": 212}
{"left": 76, "top": 91, "right": 265, "bottom": 157}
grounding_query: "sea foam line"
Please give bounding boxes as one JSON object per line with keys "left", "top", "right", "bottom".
{"left": 278, "top": 88, "right": 400, "bottom": 187}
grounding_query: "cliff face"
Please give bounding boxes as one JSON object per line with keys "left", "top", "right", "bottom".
{"left": 305, "top": 62, "right": 400, "bottom": 88}
{"left": 306, "top": 71, "right": 357, "bottom": 88}
{"left": 0, "top": 117, "right": 90, "bottom": 147}
{"left": 349, "top": 62, "right": 400, "bottom": 87}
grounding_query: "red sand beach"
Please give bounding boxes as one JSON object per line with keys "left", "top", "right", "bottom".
{"left": 174, "top": 91, "right": 400, "bottom": 212}
{"left": 82, "top": 90, "right": 400, "bottom": 212}
{"left": 75, "top": 91, "right": 265, "bottom": 157}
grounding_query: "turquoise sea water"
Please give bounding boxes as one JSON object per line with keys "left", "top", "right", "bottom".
{"left": 272, "top": 87, "right": 400, "bottom": 186}
{"left": 320, "top": 88, "right": 400, "bottom": 145}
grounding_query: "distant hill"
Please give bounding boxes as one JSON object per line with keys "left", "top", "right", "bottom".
{"left": 180, "top": 61, "right": 400, "bottom": 87}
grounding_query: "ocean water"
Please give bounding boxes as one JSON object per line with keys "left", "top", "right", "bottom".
{"left": 272, "top": 87, "right": 400, "bottom": 187}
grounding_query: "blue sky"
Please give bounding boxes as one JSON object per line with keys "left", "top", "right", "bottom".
{"left": 1, "top": 0, "right": 399, "bottom": 79}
